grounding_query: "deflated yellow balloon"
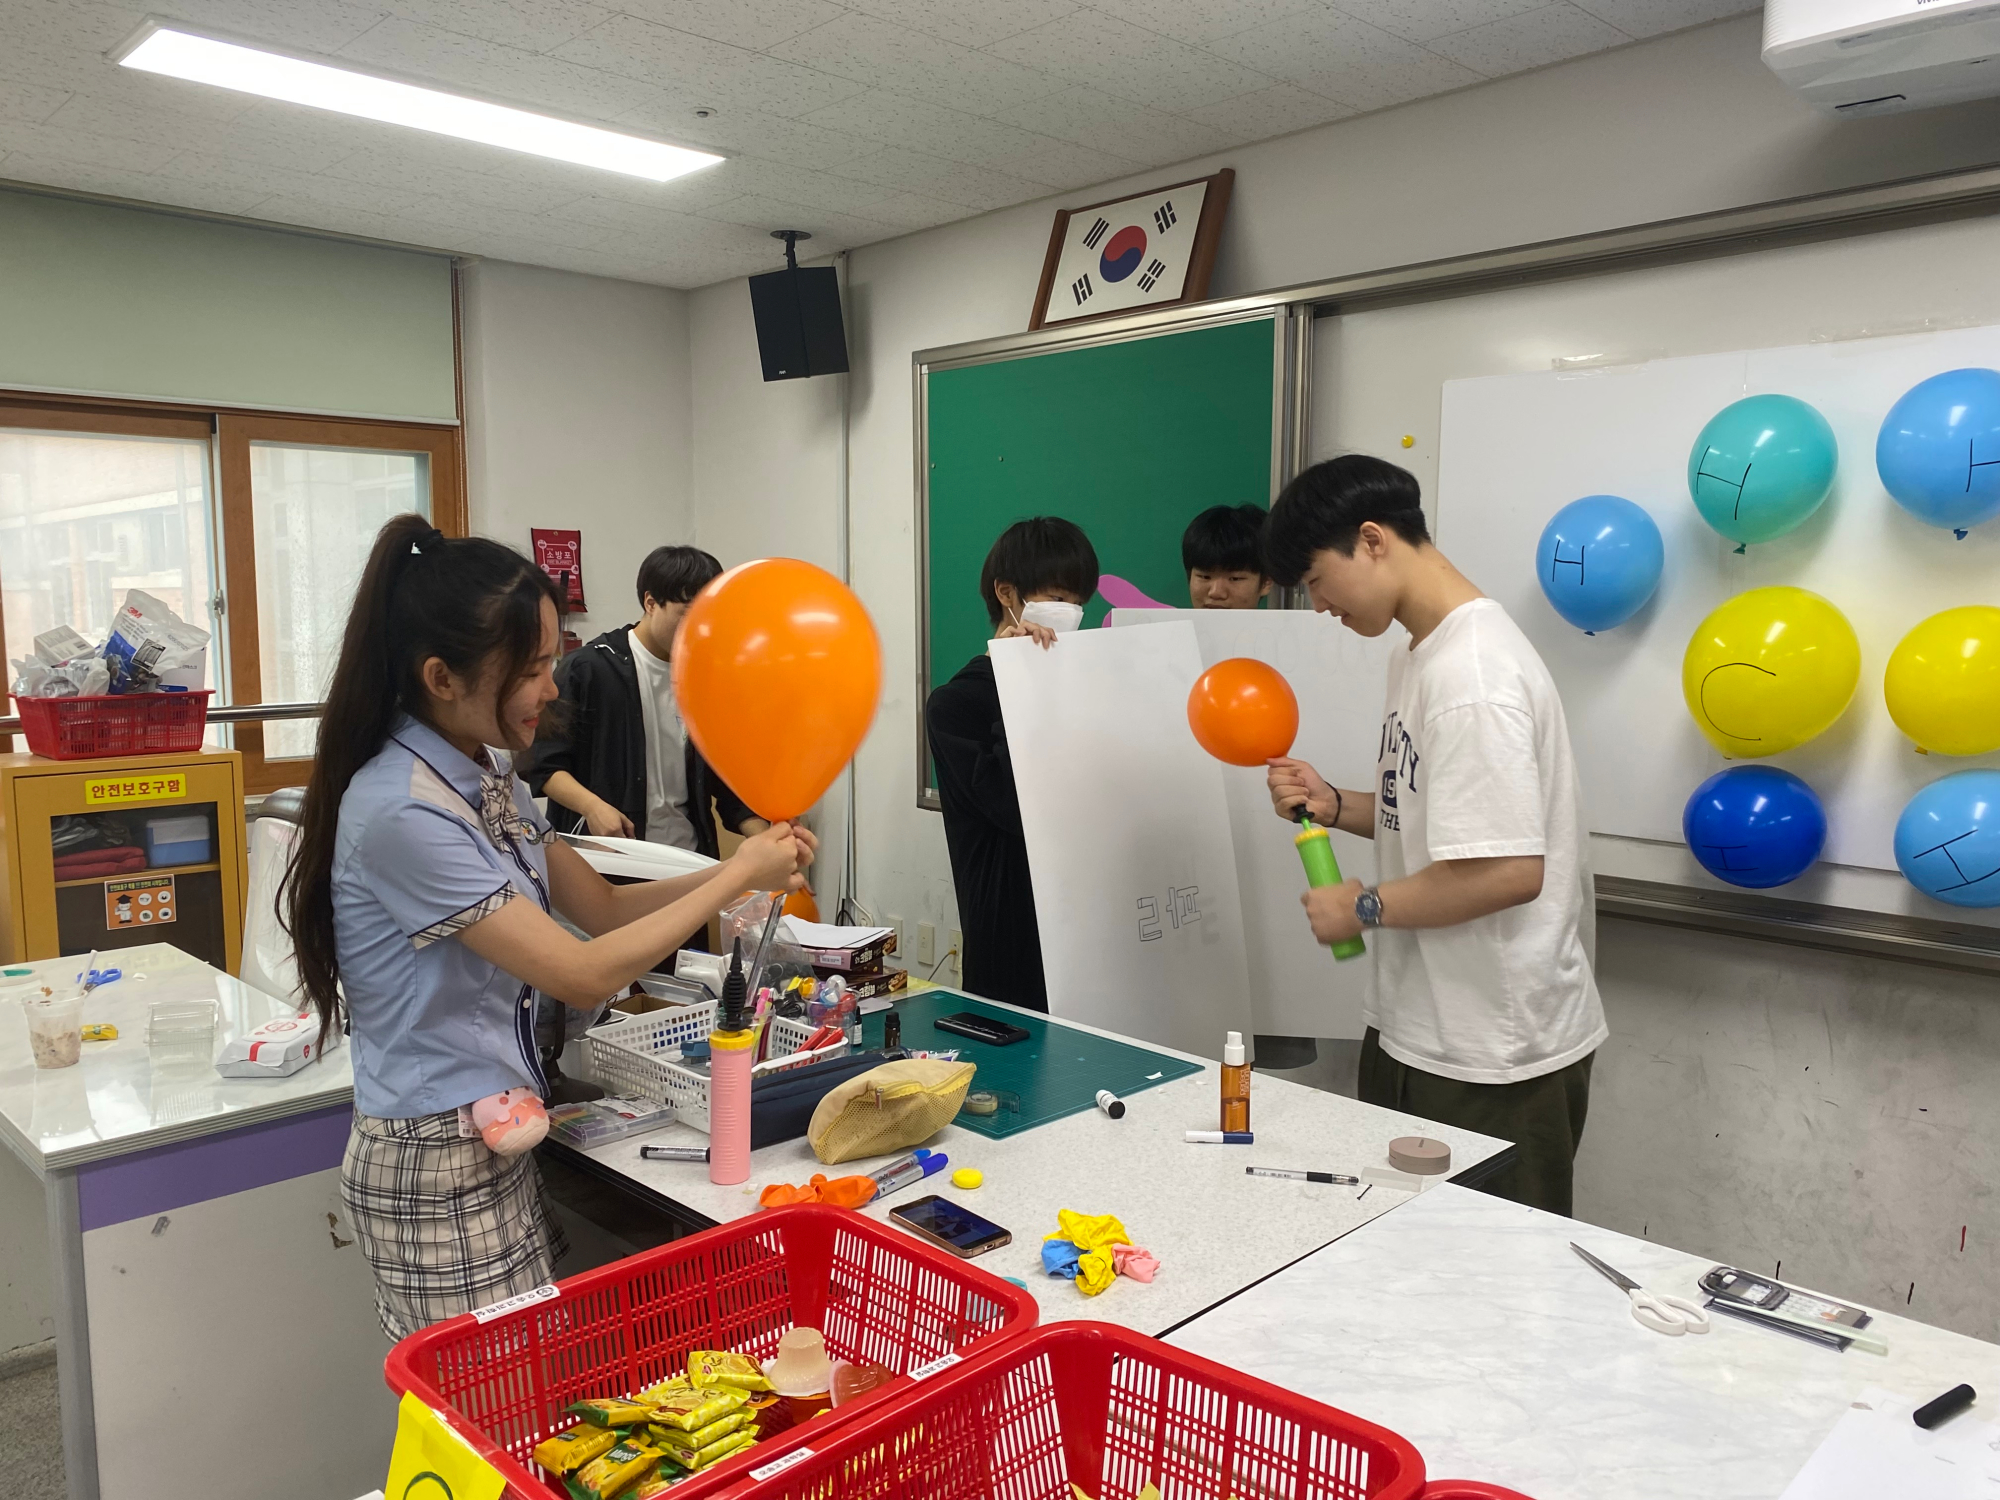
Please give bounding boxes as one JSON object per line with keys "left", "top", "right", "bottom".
{"left": 1682, "top": 586, "right": 1860, "bottom": 757}
{"left": 1885, "top": 606, "right": 2000, "bottom": 756}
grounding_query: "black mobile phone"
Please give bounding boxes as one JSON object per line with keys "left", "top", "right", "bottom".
{"left": 888, "top": 1195, "right": 1011, "bottom": 1259}
{"left": 934, "top": 1012, "right": 1031, "bottom": 1046}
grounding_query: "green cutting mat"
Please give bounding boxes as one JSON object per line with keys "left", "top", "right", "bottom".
{"left": 865, "top": 992, "right": 1202, "bottom": 1138}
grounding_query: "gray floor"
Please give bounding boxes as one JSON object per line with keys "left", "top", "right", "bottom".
{"left": 0, "top": 1352, "right": 62, "bottom": 1497}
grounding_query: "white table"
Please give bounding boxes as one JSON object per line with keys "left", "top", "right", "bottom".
{"left": 1168, "top": 1181, "right": 2000, "bottom": 1499}
{"left": 566, "top": 985, "right": 1512, "bottom": 1336}
{"left": 0, "top": 945, "right": 391, "bottom": 1500}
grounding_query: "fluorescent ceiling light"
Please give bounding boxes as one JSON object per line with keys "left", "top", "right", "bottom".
{"left": 115, "top": 22, "right": 723, "bottom": 182}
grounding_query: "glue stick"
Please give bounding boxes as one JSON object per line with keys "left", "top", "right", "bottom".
{"left": 1295, "top": 818, "right": 1366, "bottom": 961}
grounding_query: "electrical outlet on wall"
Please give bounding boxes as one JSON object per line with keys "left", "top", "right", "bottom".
{"left": 916, "top": 921, "right": 936, "bottom": 966}
{"left": 886, "top": 914, "right": 906, "bottom": 960}
{"left": 947, "top": 929, "right": 962, "bottom": 984}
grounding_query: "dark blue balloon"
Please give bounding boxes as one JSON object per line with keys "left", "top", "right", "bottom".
{"left": 1876, "top": 368, "right": 2000, "bottom": 535}
{"left": 1682, "top": 766, "right": 1827, "bottom": 889}
{"left": 1535, "top": 495, "right": 1665, "bottom": 633}
{"left": 1895, "top": 770, "right": 2000, "bottom": 907}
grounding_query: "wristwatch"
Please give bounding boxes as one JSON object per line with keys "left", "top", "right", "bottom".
{"left": 1354, "top": 886, "right": 1384, "bottom": 929}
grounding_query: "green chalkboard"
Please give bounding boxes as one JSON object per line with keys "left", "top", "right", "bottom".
{"left": 922, "top": 316, "right": 1278, "bottom": 759}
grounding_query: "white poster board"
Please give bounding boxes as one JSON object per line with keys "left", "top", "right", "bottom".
{"left": 1438, "top": 322, "right": 2000, "bottom": 897}
{"left": 992, "top": 624, "right": 1253, "bottom": 1058}
{"left": 1108, "top": 609, "right": 1397, "bottom": 1038}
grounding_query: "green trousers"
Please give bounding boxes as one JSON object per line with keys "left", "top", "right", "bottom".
{"left": 1358, "top": 1027, "right": 1594, "bottom": 1217}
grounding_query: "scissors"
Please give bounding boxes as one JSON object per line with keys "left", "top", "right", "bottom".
{"left": 1571, "top": 1242, "right": 1710, "bottom": 1336}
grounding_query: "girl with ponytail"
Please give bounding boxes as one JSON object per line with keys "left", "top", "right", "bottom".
{"left": 284, "top": 515, "right": 811, "bottom": 1337}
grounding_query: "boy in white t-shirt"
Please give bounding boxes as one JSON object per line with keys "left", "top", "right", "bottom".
{"left": 1263, "top": 455, "right": 1606, "bottom": 1214}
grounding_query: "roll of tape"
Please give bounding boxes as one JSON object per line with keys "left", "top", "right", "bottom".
{"left": 1388, "top": 1136, "right": 1451, "bottom": 1175}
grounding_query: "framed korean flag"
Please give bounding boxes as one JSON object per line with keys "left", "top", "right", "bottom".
{"left": 1029, "top": 169, "right": 1234, "bottom": 331}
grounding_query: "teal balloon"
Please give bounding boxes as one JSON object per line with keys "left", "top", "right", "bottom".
{"left": 1687, "top": 394, "right": 1838, "bottom": 545}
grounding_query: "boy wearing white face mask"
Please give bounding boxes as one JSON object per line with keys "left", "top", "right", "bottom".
{"left": 925, "top": 517, "right": 1099, "bottom": 1012}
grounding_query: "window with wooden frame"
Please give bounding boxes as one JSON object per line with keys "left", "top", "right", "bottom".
{"left": 0, "top": 394, "right": 466, "bottom": 794}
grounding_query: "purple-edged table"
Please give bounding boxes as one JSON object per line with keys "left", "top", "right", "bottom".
{"left": 0, "top": 945, "right": 391, "bottom": 1500}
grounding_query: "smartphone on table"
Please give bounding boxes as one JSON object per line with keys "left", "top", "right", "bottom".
{"left": 888, "top": 1195, "right": 1011, "bottom": 1259}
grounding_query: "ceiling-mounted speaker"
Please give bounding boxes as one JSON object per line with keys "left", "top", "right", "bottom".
{"left": 749, "top": 229, "right": 849, "bottom": 382}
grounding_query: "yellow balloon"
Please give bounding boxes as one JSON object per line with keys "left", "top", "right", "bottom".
{"left": 1884, "top": 606, "right": 2000, "bottom": 756}
{"left": 1682, "top": 586, "right": 1860, "bottom": 757}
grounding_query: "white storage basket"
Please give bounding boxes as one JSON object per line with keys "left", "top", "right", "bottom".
{"left": 582, "top": 1007, "right": 829, "bottom": 1132}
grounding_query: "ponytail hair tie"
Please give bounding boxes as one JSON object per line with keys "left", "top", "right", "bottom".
{"left": 411, "top": 526, "right": 446, "bottom": 556}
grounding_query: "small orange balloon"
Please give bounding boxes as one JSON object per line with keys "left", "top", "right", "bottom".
{"left": 783, "top": 887, "right": 820, "bottom": 923}
{"left": 674, "top": 558, "right": 882, "bottom": 821}
{"left": 1187, "top": 658, "right": 1299, "bottom": 766}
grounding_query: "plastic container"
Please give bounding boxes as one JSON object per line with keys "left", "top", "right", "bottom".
{"left": 382, "top": 1202, "right": 1039, "bottom": 1500}
{"left": 146, "top": 997, "right": 217, "bottom": 1066}
{"left": 731, "top": 1321, "right": 1427, "bottom": 1500}
{"left": 143, "top": 813, "right": 211, "bottom": 868}
{"left": 1221, "top": 1029, "right": 1250, "bottom": 1133}
{"left": 22, "top": 990, "right": 84, "bottom": 1069}
{"left": 16, "top": 690, "right": 212, "bottom": 760}
{"left": 582, "top": 1004, "right": 818, "bottom": 1130}
{"left": 1420, "top": 1485, "right": 1538, "bottom": 1498}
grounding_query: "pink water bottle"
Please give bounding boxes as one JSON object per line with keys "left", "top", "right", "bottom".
{"left": 709, "top": 940, "right": 754, "bottom": 1185}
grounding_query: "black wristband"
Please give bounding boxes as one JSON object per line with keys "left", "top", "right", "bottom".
{"left": 1331, "top": 786, "right": 1343, "bottom": 829}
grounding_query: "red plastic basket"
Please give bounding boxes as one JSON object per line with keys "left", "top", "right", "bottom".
{"left": 15, "top": 690, "right": 212, "bottom": 759}
{"left": 715, "top": 1322, "right": 1427, "bottom": 1500}
{"left": 1419, "top": 1486, "right": 1536, "bottom": 1499}
{"left": 383, "top": 1204, "right": 1039, "bottom": 1499}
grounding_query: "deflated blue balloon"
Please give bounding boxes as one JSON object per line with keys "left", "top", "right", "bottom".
{"left": 1895, "top": 770, "right": 2000, "bottom": 907}
{"left": 1682, "top": 765, "right": 1826, "bottom": 889}
{"left": 1535, "top": 495, "right": 1665, "bottom": 633}
{"left": 1876, "top": 368, "right": 2000, "bottom": 536}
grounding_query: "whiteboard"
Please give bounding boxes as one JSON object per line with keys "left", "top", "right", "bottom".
{"left": 992, "top": 624, "right": 1254, "bottom": 1058}
{"left": 1314, "top": 210, "right": 2000, "bottom": 924}
{"left": 1108, "top": 608, "right": 1397, "bottom": 1038}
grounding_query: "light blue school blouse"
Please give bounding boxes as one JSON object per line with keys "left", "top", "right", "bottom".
{"left": 332, "top": 715, "right": 553, "bottom": 1119}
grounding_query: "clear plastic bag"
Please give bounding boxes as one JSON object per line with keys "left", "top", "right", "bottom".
{"left": 719, "top": 892, "right": 815, "bottom": 997}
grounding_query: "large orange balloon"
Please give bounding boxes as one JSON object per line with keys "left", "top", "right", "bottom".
{"left": 1187, "top": 658, "right": 1299, "bottom": 766}
{"left": 673, "top": 558, "right": 882, "bottom": 820}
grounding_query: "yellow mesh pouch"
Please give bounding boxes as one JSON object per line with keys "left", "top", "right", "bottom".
{"left": 807, "top": 1059, "right": 976, "bottom": 1164}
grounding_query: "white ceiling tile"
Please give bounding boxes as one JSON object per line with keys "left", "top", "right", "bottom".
{"left": 43, "top": 92, "right": 362, "bottom": 171}
{"left": 136, "top": 0, "right": 391, "bottom": 53}
{"left": 377, "top": 0, "right": 614, "bottom": 54}
{"left": 1423, "top": 3, "right": 1629, "bottom": 76}
{"left": 842, "top": 0, "right": 1081, "bottom": 50}
{"left": 605, "top": 0, "right": 847, "bottom": 52}
{"left": 767, "top": 12, "right": 1065, "bottom": 116}
{"left": 551, "top": 16, "right": 868, "bottom": 116}
{"left": 1080, "top": 0, "right": 1331, "bottom": 46}
{"left": 978, "top": 136, "right": 1141, "bottom": 189}
{"left": 1569, "top": 0, "right": 1755, "bottom": 38}
{"left": 233, "top": 190, "right": 456, "bottom": 246}
{"left": 0, "top": 156, "right": 273, "bottom": 215}
{"left": 0, "top": 0, "right": 151, "bottom": 93}
{"left": 314, "top": 146, "right": 592, "bottom": 213}
{"left": 1208, "top": 10, "right": 1481, "bottom": 111}
{"left": 843, "top": 186, "right": 973, "bottom": 229}
{"left": 988, "top": 84, "right": 1236, "bottom": 164}
{"left": 0, "top": 116, "right": 182, "bottom": 172}
{"left": 1182, "top": 81, "right": 1354, "bottom": 138}
{"left": 179, "top": 154, "right": 442, "bottom": 212}
{"left": 835, "top": 144, "right": 1050, "bottom": 209}
{"left": 618, "top": 102, "right": 880, "bottom": 174}
{"left": 337, "top": 16, "right": 675, "bottom": 118}
{"left": 983, "top": 11, "right": 1283, "bottom": 110}
{"left": 1325, "top": 0, "right": 1546, "bottom": 45}
{"left": 796, "top": 89, "right": 1049, "bottom": 161}
{"left": 696, "top": 193, "right": 900, "bottom": 250}
{"left": 0, "top": 78, "right": 73, "bottom": 125}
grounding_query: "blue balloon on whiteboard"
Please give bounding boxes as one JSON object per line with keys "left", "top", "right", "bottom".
{"left": 1687, "top": 394, "right": 1838, "bottom": 545}
{"left": 1682, "top": 766, "right": 1826, "bottom": 889}
{"left": 1534, "top": 495, "right": 1665, "bottom": 633}
{"left": 1895, "top": 770, "right": 2000, "bottom": 907}
{"left": 1875, "top": 368, "right": 2000, "bottom": 536}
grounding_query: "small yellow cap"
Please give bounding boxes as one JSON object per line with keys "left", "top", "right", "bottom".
{"left": 1401, "top": 434, "right": 1416, "bottom": 448}
{"left": 951, "top": 1167, "right": 983, "bottom": 1190}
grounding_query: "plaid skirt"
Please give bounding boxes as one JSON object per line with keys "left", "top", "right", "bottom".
{"left": 340, "top": 1109, "right": 570, "bottom": 1340}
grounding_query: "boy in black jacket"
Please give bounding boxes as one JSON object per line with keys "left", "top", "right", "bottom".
{"left": 525, "top": 546, "right": 764, "bottom": 860}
